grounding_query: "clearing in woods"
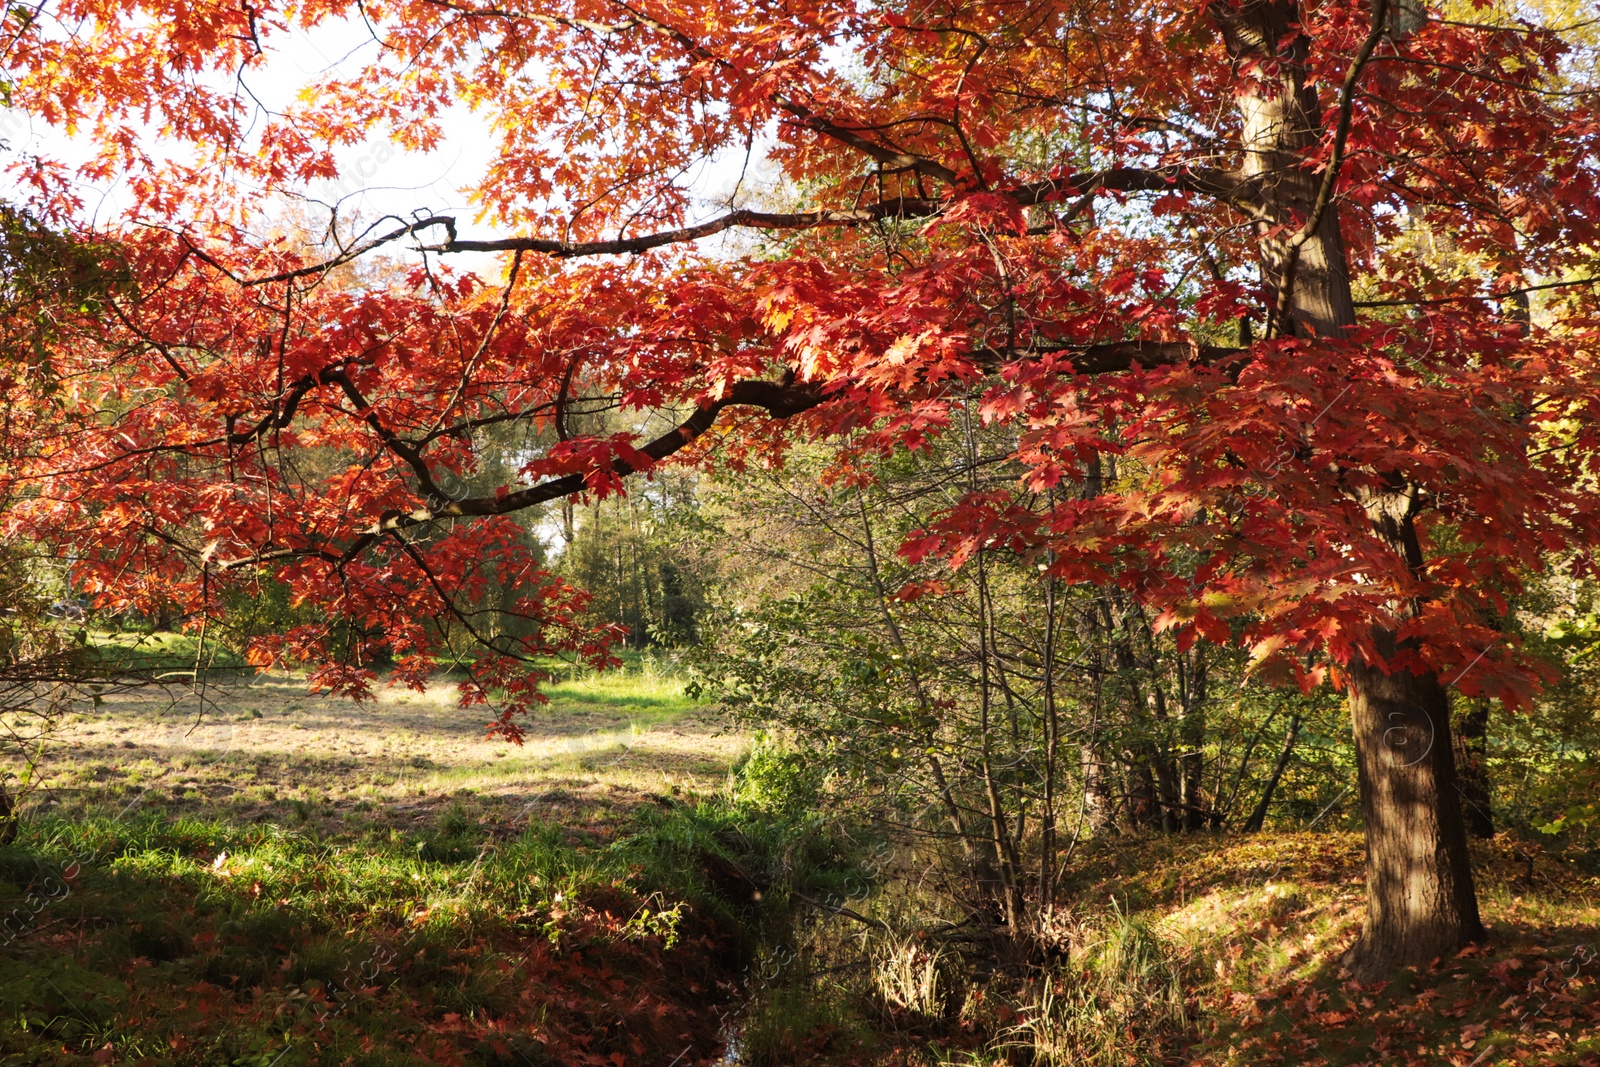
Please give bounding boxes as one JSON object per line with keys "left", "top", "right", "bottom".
{"left": 0, "top": 651, "right": 767, "bottom": 1067}
{"left": 35, "top": 652, "right": 742, "bottom": 833}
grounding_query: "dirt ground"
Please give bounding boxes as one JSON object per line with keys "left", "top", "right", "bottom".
{"left": 30, "top": 665, "right": 745, "bottom": 835}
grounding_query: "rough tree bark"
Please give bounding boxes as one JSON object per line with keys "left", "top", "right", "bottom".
{"left": 1100, "top": 594, "right": 1183, "bottom": 831}
{"left": 1216, "top": 0, "right": 1356, "bottom": 340}
{"left": 1127, "top": 760, "right": 1161, "bottom": 830}
{"left": 1214, "top": 0, "right": 1485, "bottom": 974}
{"left": 1080, "top": 740, "right": 1118, "bottom": 835}
{"left": 1346, "top": 639, "right": 1485, "bottom": 973}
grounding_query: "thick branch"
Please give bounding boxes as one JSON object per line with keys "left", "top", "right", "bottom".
{"left": 1277, "top": 0, "right": 1390, "bottom": 316}
{"left": 1353, "top": 274, "right": 1599, "bottom": 307}
{"left": 209, "top": 335, "right": 1246, "bottom": 576}
{"left": 389, "top": 342, "right": 1242, "bottom": 535}
{"left": 220, "top": 218, "right": 457, "bottom": 286}
{"left": 771, "top": 94, "right": 962, "bottom": 187}
{"left": 321, "top": 367, "right": 449, "bottom": 503}
{"left": 430, "top": 201, "right": 941, "bottom": 256}
{"left": 210, "top": 378, "right": 827, "bottom": 573}
{"left": 373, "top": 379, "right": 825, "bottom": 531}
{"left": 978, "top": 339, "right": 1246, "bottom": 375}
{"left": 226, "top": 166, "right": 1247, "bottom": 286}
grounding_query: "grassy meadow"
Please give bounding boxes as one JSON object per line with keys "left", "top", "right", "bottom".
{"left": 37, "top": 645, "right": 735, "bottom": 835}
{"left": 0, "top": 652, "right": 858, "bottom": 1067}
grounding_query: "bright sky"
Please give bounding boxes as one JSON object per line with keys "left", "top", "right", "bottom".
{"left": 2, "top": 17, "right": 489, "bottom": 244}
{"left": 0, "top": 13, "right": 774, "bottom": 273}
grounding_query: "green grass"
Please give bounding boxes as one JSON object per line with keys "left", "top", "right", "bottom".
{"left": 41, "top": 654, "right": 1597, "bottom": 1066}
{"left": 0, "top": 814, "right": 642, "bottom": 1063}
{"left": 0, "top": 729, "right": 871, "bottom": 1066}
{"left": 542, "top": 670, "right": 696, "bottom": 718}
{"left": 32, "top": 651, "right": 746, "bottom": 878}
{"left": 86, "top": 629, "right": 248, "bottom": 671}
{"left": 83, "top": 631, "right": 701, "bottom": 708}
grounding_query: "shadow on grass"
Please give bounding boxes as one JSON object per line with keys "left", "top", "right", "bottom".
{"left": 1181, "top": 925, "right": 1600, "bottom": 1065}
{"left": 0, "top": 811, "right": 744, "bottom": 1066}
{"left": 0, "top": 794, "right": 872, "bottom": 1067}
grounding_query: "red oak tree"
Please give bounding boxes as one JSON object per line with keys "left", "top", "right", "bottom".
{"left": 4, "top": 0, "right": 1599, "bottom": 973}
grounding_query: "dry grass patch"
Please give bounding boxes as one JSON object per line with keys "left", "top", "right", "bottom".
{"left": 31, "top": 661, "right": 742, "bottom": 837}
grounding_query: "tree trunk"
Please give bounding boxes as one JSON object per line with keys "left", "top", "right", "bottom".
{"left": 1345, "top": 645, "right": 1485, "bottom": 976}
{"left": 1243, "top": 712, "right": 1300, "bottom": 833}
{"left": 1213, "top": 0, "right": 1484, "bottom": 975}
{"left": 1215, "top": 0, "right": 1356, "bottom": 339}
{"left": 1080, "top": 741, "right": 1117, "bottom": 835}
{"left": 1039, "top": 565, "right": 1061, "bottom": 909}
{"left": 0, "top": 784, "right": 15, "bottom": 846}
{"left": 1178, "top": 645, "right": 1209, "bottom": 830}
{"left": 1126, "top": 760, "right": 1161, "bottom": 831}
{"left": 1145, "top": 685, "right": 1182, "bottom": 832}
{"left": 1076, "top": 462, "right": 1119, "bottom": 839}
{"left": 1454, "top": 697, "right": 1495, "bottom": 839}
{"left": 1101, "top": 596, "right": 1181, "bottom": 831}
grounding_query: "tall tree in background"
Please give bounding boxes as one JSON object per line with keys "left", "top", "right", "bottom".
{"left": 2, "top": 0, "right": 1598, "bottom": 974}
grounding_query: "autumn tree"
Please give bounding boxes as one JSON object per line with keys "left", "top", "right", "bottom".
{"left": 0, "top": 208, "right": 178, "bottom": 838}
{"left": 5, "top": 0, "right": 1600, "bottom": 974}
